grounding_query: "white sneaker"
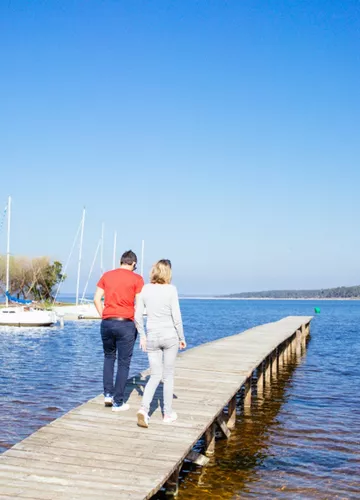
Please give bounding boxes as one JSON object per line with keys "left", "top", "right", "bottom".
{"left": 137, "top": 409, "right": 150, "bottom": 428}
{"left": 112, "top": 402, "right": 130, "bottom": 412}
{"left": 104, "top": 394, "right": 113, "bottom": 407}
{"left": 163, "top": 411, "right": 178, "bottom": 424}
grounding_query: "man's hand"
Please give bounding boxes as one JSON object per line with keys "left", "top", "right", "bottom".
{"left": 179, "top": 340, "right": 187, "bottom": 350}
{"left": 140, "top": 337, "right": 147, "bottom": 352}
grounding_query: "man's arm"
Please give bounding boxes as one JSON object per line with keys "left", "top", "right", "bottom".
{"left": 94, "top": 286, "right": 105, "bottom": 318}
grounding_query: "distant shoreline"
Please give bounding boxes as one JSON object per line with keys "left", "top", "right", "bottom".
{"left": 180, "top": 296, "right": 360, "bottom": 301}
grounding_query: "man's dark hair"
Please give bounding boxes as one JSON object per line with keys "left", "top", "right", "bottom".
{"left": 120, "top": 250, "right": 137, "bottom": 266}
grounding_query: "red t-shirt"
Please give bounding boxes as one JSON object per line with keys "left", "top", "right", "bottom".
{"left": 97, "top": 269, "right": 144, "bottom": 320}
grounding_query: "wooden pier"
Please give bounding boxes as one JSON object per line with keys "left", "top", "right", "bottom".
{"left": 0, "top": 316, "right": 312, "bottom": 499}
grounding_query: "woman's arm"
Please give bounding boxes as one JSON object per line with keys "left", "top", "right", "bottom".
{"left": 171, "top": 287, "right": 185, "bottom": 344}
{"left": 134, "top": 292, "right": 146, "bottom": 338}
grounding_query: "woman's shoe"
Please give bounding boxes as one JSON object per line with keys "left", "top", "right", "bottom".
{"left": 163, "top": 411, "right": 178, "bottom": 424}
{"left": 137, "top": 409, "right": 150, "bottom": 428}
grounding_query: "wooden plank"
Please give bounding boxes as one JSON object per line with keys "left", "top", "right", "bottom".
{"left": 0, "top": 473, "right": 147, "bottom": 499}
{"left": 2, "top": 449, "right": 168, "bottom": 473}
{"left": 0, "top": 480, "right": 143, "bottom": 499}
{"left": 0, "top": 316, "right": 313, "bottom": 500}
{"left": 8, "top": 444, "right": 173, "bottom": 470}
{"left": 0, "top": 462, "right": 159, "bottom": 487}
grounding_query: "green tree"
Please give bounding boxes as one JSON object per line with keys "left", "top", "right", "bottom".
{"left": 33, "top": 260, "right": 65, "bottom": 301}
{"left": 0, "top": 256, "right": 66, "bottom": 301}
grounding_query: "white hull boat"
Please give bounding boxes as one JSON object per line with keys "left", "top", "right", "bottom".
{"left": 0, "top": 196, "right": 59, "bottom": 328}
{"left": 54, "top": 303, "right": 100, "bottom": 320}
{"left": 0, "top": 306, "right": 58, "bottom": 327}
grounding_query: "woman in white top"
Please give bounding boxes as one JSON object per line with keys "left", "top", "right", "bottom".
{"left": 135, "top": 259, "right": 186, "bottom": 427}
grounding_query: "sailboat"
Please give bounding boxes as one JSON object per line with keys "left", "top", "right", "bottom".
{"left": 52, "top": 208, "right": 100, "bottom": 320}
{"left": 52, "top": 210, "right": 146, "bottom": 320}
{"left": 0, "top": 196, "right": 58, "bottom": 327}
{"left": 74, "top": 229, "right": 146, "bottom": 320}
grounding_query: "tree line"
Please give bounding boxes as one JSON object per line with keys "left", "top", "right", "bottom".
{"left": 222, "top": 286, "right": 360, "bottom": 299}
{"left": 0, "top": 256, "right": 65, "bottom": 301}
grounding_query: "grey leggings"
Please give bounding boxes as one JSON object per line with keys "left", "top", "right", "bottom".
{"left": 141, "top": 333, "right": 179, "bottom": 415}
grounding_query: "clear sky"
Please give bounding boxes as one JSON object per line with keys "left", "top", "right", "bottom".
{"left": 1, "top": 0, "right": 360, "bottom": 295}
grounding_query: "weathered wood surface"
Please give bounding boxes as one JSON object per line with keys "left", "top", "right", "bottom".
{"left": 0, "top": 315, "right": 312, "bottom": 499}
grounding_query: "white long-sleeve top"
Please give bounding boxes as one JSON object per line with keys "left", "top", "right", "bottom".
{"left": 134, "top": 283, "right": 185, "bottom": 341}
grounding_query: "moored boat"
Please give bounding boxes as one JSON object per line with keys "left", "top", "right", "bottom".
{"left": 0, "top": 196, "right": 59, "bottom": 328}
{"left": 0, "top": 306, "right": 57, "bottom": 327}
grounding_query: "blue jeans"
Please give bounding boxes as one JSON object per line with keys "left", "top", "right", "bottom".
{"left": 100, "top": 319, "right": 137, "bottom": 404}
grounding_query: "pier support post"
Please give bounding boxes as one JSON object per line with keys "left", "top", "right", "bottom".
{"left": 286, "top": 338, "right": 295, "bottom": 364}
{"left": 271, "top": 350, "right": 278, "bottom": 378}
{"left": 186, "top": 451, "right": 209, "bottom": 466}
{"left": 204, "top": 423, "right": 216, "bottom": 456}
{"left": 283, "top": 342, "right": 288, "bottom": 363}
{"left": 244, "top": 378, "right": 252, "bottom": 414}
{"left": 257, "top": 363, "right": 264, "bottom": 397}
{"left": 278, "top": 345, "right": 284, "bottom": 368}
{"left": 288, "top": 335, "right": 296, "bottom": 363}
{"left": 282, "top": 341, "right": 288, "bottom": 364}
{"left": 301, "top": 324, "right": 307, "bottom": 351}
{"left": 301, "top": 335, "right": 306, "bottom": 351}
{"left": 296, "top": 329, "right": 302, "bottom": 357}
{"left": 227, "top": 395, "right": 237, "bottom": 430}
{"left": 291, "top": 334, "right": 296, "bottom": 353}
{"left": 165, "top": 465, "right": 181, "bottom": 497}
{"left": 264, "top": 356, "right": 271, "bottom": 386}
{"left": 217, "top": 413, "right": 231, "bottom": 438}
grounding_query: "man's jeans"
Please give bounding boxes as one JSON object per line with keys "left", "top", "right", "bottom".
{"left": 100, "top": 319, "right": 137, "bottom": 404}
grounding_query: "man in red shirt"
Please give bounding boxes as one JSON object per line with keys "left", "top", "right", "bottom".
{"left": 94, "top": 250, "right": 144, "bottom": 411}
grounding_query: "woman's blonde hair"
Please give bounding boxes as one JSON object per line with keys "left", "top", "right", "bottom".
{"left": 150, "top": 259, "right": 172, "bottom": 284}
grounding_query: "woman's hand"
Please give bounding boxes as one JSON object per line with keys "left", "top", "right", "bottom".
{"left": 179, "top": 340, "right": 187, "bottom": 350}
{"left": 140, "top": 337, "right": 147, "bottom": 352}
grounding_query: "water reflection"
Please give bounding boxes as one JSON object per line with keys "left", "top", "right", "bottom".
{"left": 153, "top": 345, "right": 306, "bottom": 499}
{"left": 158, "top": 333, "right": 359, "bottom": 499}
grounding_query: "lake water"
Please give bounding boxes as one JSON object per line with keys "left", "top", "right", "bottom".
{"left": 1, "top": 299, "right": 359, "bottom": 498}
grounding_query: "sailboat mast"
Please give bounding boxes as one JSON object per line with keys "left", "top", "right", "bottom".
{"left": 75, "top": 207, "right": 85, "bottom": 306}
{"left": 100, "top": 223, "right": 104, "bottom": 275}
{"left": 5, "top": 196, "right": 11, "bottom": 307}
{"left": 140, "top": 239, "right": 145, "bottom": 278}
{"left": 112, "top": 231, "right": 117, "bottom": 270}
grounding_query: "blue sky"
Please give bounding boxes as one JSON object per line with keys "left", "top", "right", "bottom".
{"left": 1, "top": 0, "right": 360, "bottom": 294}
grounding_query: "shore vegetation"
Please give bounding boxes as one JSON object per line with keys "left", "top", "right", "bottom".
{"left": 0, "top": 256, "right": 65, "bottom": 301}
{"left": 222, "top": 285, "right": 360, "bottom": 299}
